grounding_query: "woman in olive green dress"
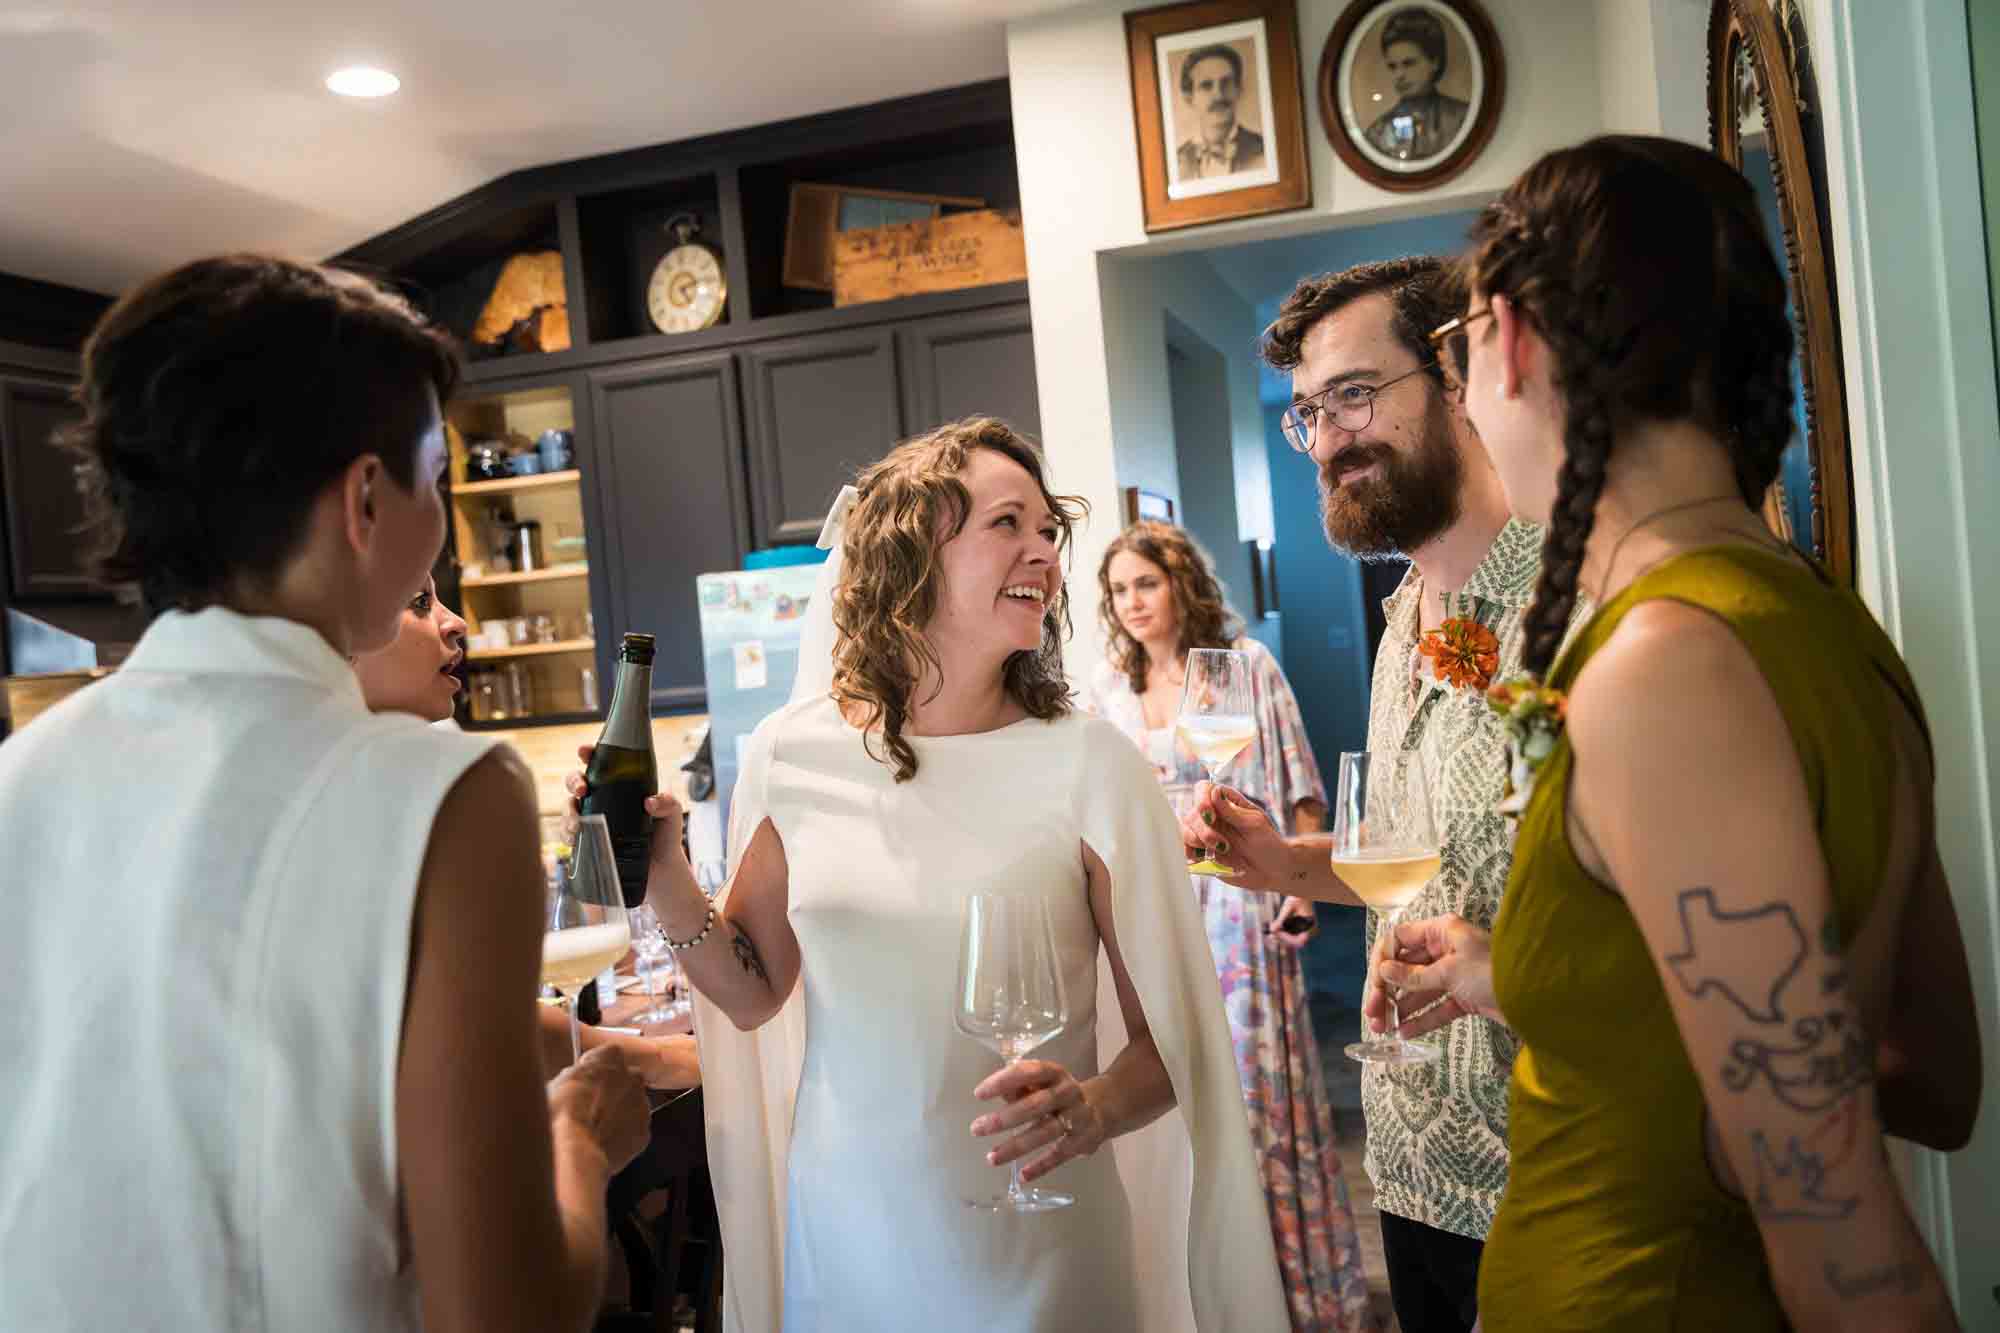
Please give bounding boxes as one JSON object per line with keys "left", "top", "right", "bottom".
{"left": 1368, "top": 135, "right": 1980, "bottom": 1331}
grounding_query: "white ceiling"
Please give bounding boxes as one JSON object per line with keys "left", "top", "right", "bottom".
{"left": 0, "top": 2, "right": 1073, "bottom": 297}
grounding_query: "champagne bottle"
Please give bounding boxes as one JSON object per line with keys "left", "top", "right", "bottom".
{"left": 581, "top": 632, "right": 659, "bottom": 908}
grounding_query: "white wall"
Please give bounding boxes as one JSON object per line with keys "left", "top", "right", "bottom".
{"left": 1596, "top": 0, "right": 1711, "bottom": 143}
{"left": 1808, "top": 0, "right": 2000, "bottom": 1320}
{"left": 1101, "top": 250, "right": 1271, "bottom": 524}
{"left": 1008, "top": 0, "right": 1618, "bottom": 674}
{"left": 1087, "top": 247, "right": 1277, "bottom": 655}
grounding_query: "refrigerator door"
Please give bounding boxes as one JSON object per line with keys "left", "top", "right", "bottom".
{"left": 695, "top": 563, "right": 825, "bottom": 849}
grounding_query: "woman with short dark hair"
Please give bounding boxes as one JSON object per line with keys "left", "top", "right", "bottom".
{"left": 0, "top": 255, "right": 650, "bottom": 1333}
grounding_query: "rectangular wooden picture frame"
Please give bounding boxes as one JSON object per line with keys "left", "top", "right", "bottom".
{"left": 1126, "top": 0, "right": 1314, "bottom": 232}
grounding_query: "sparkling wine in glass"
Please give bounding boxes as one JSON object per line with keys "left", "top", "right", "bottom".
{"left": 542, "top": 814, "right": 631, "bottom": 1065}
{"left": 1175, "top": 647, "right": 1255, "bottom": 877}
{"left": 954, "top": 892, "right": 1074, "bottom": 1213}
{"left": 1332, "top": 750, "right": 1444, "bottom": 1067}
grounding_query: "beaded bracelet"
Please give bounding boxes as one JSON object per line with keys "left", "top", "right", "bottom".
{"left": 664, "top": 904, "right": 717, "bottom": 954}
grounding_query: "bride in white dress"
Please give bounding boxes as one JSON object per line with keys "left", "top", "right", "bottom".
{"left": 603, "top": 418, "right": 1287, "bottom": 1331}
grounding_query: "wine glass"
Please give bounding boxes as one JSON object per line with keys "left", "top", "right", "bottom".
{"left": 1175, "top": 647, "right": 1255, "bottom": 877}
{"left": 954, "top": 892, "right": 1073, "bottom": 1213}
{"left": 1332, "top": 751, "right": 1444, "bottom": 1067}
{"left": 541, "top": 814, "right": 632, "bottom": 1065}
{"left": 629, "top": 903, "right": 688, "bottom": 1025}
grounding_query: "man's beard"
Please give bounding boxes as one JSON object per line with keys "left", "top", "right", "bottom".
{"left": 1317, "top": 389, "right": 1464, "bottom": 558}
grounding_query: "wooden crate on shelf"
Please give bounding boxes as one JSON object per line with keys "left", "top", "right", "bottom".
{"left": 831, "top": 208, "right": 1026, "bottom": 307}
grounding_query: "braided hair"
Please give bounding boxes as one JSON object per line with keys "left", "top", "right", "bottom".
{"left": 1463, "top": 135, "right": 1796, "bottom": 676}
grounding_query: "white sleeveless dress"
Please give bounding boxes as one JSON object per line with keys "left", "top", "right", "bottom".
{"left": 0, "top": 608, "right": 498, "bottom": 1331}
{"left": 695, "top": 695, "right": 1289, "bottom": 1332}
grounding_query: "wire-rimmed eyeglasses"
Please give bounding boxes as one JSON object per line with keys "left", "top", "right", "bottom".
{"left": 1425, "top": 306, "right": 1494, "bottom": 386}
{"left": 1279, "top": 361, "right": 1437, "bottom": 453}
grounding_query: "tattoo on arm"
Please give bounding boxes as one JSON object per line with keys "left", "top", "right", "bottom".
{"left": 730, "top": 923, "right": 770, "bottom": 985}
{"left": 1664, "top": 888, "right": 1877, "bottom": 1225}
{"left": 1824, "top": 1259, "right": 1922, "bottom": 1299}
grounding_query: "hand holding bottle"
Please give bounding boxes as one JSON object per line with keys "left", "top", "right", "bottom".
{"left": 565, "top": 748, "right": 695, "bottom": 897}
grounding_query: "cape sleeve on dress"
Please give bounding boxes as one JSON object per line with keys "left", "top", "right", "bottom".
{"left": 692, "top": 711, "right": 804, "bottom": 1333}
{"left": 1076, "top": 718, "right": 1290, "bottom": 1332}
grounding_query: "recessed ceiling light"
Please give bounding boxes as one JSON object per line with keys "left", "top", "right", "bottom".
{"left": 327, "top": 66, "right": 400, "bottom": 98}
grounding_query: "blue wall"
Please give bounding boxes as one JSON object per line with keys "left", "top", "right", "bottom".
{"left": 1744, "top": 144, "right": 1817, "bottom": 549}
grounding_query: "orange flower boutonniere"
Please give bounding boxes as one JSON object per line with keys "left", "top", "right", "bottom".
{"left": 1418, "top": 616, "right": 1501, "bottom": 692}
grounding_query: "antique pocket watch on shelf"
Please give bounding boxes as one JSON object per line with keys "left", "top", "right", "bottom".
{"left": 646, "top": 213, "right": 727, "bottom": 335}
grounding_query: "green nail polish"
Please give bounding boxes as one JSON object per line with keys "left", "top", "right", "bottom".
{"left": 1201, "top": 809, "right": 1214, "bottom": 826}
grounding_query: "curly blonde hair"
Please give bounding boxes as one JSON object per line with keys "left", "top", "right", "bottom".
{"left": 831, "top": 418, "right": 1087, "bottom": 783}
{"left": 1097, "top": 520, "right": 1243, "bottom": 695}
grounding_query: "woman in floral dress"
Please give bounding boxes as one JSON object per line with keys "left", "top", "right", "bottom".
{"left": 1087, "top": 521, "right": 1377, "bottom": 1333}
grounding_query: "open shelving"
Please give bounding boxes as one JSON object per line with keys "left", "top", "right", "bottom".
{"left": 444, "top": 384, "right": 599, "bottom": 728}
{"left": 336, "top": 80, "right": 1022, "bottom": 381}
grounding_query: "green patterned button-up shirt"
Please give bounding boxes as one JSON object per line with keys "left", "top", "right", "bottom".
{"left": 1359, "top": 518, "right": 1577, "bottom": 1241}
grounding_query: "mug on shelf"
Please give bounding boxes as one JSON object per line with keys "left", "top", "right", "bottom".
{"left": 508, "top": 451, "right": 545, "bottom": 477}
{"left": 536, "top": 429, "right": 574, "bottom": 473}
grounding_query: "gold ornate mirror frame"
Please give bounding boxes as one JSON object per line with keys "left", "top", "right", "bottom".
{"left": 1709, "top": 0, "right": 1854, "bottom": 583}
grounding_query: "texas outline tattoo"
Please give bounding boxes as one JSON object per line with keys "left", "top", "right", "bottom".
{"left": 1665, "top": 888, "right": 1807, "bottom": 1023}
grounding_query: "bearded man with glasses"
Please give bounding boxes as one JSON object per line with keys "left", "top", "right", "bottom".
{"left": 1182, "top": 256, "right": 1584, "bottom": 1333}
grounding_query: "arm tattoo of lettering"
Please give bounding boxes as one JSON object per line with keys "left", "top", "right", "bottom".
{"left": 1665, "top": 888, "right": 1876, "bottom": 1223}
{"left": 1746, "top": 1100, "right": 1862, "bottom": 1221}
{"left": 730, "top": 923, "right": 770, "bottom": 984}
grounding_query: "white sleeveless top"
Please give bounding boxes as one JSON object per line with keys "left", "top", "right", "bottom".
{"left": 0, "top": 608, "right": 498, "bottom": 1331}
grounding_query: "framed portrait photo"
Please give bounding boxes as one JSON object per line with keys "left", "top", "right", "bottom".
{"left": 1127, "top": 0, "right": 1312, "bottom": 232}
{"left": 1318, "top": 0, "right": 1505, "bottom": 192}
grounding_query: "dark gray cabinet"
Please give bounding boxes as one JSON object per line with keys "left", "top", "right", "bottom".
{"left": 742, "top": 329, "right": 902, "bottom": 546}
{"left": 0, "top": 370, "right": 92, "bottom": 600}
{"left": 587, "top": 351, "right": 752, "bottom": 710}
{"left": 897, "top": 307, "right": 1041, "bottom": 442}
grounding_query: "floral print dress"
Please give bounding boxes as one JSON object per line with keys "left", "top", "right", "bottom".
{"left": 1088, "top": 638, "right": 1377, "bottom": 1333}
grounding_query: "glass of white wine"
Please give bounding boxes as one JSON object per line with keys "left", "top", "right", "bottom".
{"left": 542, "top": 814, "right": 632, "bottom": 1065}
{"left": 954, "top": 892, "right": 1074, "bottom": 1213}
{"left": 1175, "top": 647, "right": 1256, "bottom": 877}
{"left": 1332, "top": 750, "right": 1444, "bottom": 1067}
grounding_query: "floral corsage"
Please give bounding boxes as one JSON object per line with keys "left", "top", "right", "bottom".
{"left": 1486, "top": 677, "right": 1568, "bottom": 820}
{"left": 1418, "top": 617, "right": 1501, "bottom": 693}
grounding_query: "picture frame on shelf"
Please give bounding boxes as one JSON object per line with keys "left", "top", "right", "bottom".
{"left": 1121, "top": 486, "right": 1176, "bottom": 525}
{"left": 1125, "top": 0, "right": 1313, "bottom": 232}
{"left": 782, "top": 183, "right": 985, "bottom": 291}
{"left": 1318, "top": 0, "right": 1506, "bottom": 193}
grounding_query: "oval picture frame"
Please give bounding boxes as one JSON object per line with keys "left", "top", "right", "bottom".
{"left": 1318, "top": 0, "right": 1506, "bottom": 193}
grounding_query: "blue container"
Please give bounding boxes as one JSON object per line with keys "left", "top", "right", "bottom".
{"left": 742, "top": 545, "right": 830, "bottom": 570}
{"left": 508, "top": 451, "right": 545, "bottom": 476}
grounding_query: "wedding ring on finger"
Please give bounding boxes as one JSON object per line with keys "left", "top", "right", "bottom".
{"left": 1054, "top": 1110, "right": 1075, "bottom": 1139}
